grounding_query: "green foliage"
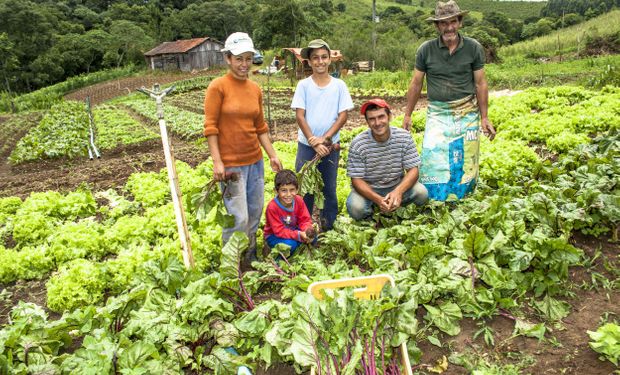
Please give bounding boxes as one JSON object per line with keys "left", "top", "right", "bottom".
{"left": 344, "top": 70, "right": 411, "bottom": 93}
{"left": 298, "top": 158, "right": 326, "bottom": 209}
{"left": 188, "top": 176, "right": 235, "bottom": 229}
{"left": 253, "top": 0, "right": 331, "bottom": 49}
{"left": 0, "top": 84, "right": 618, "bottom": 373}
{"left": 125, "top": 170, "right": 170, "bottom": 207}
{"left": 267, "top": 288, "right": 418, "bottom": 373}
{"left": 0, "top": 196, "right": 21, "bottom": 215}
{"left": 11, "top": 212, "right": 59, "bottom": 246}
{"left": 17, "top": 189, "right": 97, "bottom": 221}
{"left": 0, "top": 245, "right": 54, "bottom": 284}
{"left": 457, "top": 0, "right": 545, "bottom": 21}
{"left": 49, "top": 220, "right": 107, "bottom": 264}
{"left": 589, "top": 64, "right": 620, "bottom": 88}
{"left": 103, "top": 215, "right": 153, "bottom": 249}
{"left": 103, "top": 244, "right": 159, "bottom": 294}
{"left": 486, "top": 54, "right": 620, "bottom": 89}
{"left": 9, "top": 101, "right": 90, "bottom": 163}
{"left": 479, "top": 136, "right": 540, "bottom": 187}
{"left": 542, "top": 0, "right": 615, "bottom": 18}
{"left": 120, "top": 96, "right": 204, "bottom": 139}
{"left": 588, "top": 322, "right": 620, "bottom": 366}
{"left": 93, "top": 105, "right": 158, "bottom": 149}
{"left": 546, "top": 132, "right": 591, "bottom": 153}
{"left": 10, "top": 190, "right": 98, "bottom": 246}
{"left": 0, "top": 302, "right": 68, "bottom": 373}
{"left": 521, "top": 18, "right": 555, "bottom": 40}
{"left": 424, "top": 302, "right": 463, "bottom": 336}
{"left": 46, "top": 259, "right": 108, "bottom": 312}
{"left": 500, "top": 10, "right": 620, "bottom": 59}
{"left": 488, "top": 86, "right": 619, "bottom": 154}
{"left": 0, "top": 197, "right": 21, "bottom": 232}
{"left": 0, "top": 66, "right": 138, "bottom": 113}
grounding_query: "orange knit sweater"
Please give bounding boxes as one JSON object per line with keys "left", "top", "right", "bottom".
{"left": 203, "top": 73, "right": 269, "bottom": 167}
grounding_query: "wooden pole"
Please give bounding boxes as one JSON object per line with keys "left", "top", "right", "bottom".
{"left": 138, "top": 84, "right": 195, "bottom": 269}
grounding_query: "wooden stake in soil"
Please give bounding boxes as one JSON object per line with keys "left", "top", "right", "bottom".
{"left": 137, "top": 84, "right": 195, "bottom": 269}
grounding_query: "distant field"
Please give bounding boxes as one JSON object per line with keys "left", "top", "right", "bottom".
{"left": 444, "top": 0, "right": 545, "bottom": 19}
{"left": 361, "top": 0, "right": 545, "bottom": 20}
{"left": 486, "top": 54, "right": 620, "bottom": 88}
{"left": 500, "top": 10, "right": 620, "bottom": 58}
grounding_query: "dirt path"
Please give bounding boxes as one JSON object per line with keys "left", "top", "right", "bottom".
{"left": 64, "top": 69, "right": 224, "bottom": 105}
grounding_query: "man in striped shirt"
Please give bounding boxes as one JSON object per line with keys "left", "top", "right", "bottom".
{"left": 346, "top": 99, "right": 428, "bottom": 220}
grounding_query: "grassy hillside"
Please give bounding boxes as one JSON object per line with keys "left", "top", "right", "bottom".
{"left": 455, "top": 0, "right": 546, "bottom": 20}
{"left": 342, "top": 0, "right": 544, "bottom": 20}
{"left": 500, "top": 9, "right": 620, "bottom": 58}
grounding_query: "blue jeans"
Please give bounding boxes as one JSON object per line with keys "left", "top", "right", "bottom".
{"left": 295, "top": 142, "right": 340, "bottom": 230}
{"left": 265, "top": 235, "right": 302, "bottom": 256}
{"left": 346, "top": 182, "right": 428, "bottom": 220}
{"left": 220, "top": 159, "right": 264, "bottom": 252}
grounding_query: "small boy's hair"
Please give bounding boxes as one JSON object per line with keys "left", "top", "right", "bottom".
{"left": 274, "top": 169, "right": 299, "bottom": 190}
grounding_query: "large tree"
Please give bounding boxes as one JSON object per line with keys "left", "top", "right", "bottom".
{"left": 253, "top": 0, "right": 331, "bottom": 49}
{"left": 0, "top": 0, "right": 61, "bottom": 91}
{"left": 0, "top": 33, "right": 19, "bottom": 109}
{"left": 105, "top": 20, "right": 154, "bottom": 68}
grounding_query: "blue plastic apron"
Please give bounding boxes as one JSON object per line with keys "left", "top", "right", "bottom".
{"left": 419, "top": 95, "right": 481, "bottom": 201}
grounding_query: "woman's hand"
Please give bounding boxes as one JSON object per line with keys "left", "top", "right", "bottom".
{"left": 213, "top": 160, "right": 226, "bottom": 181}
{"left": 269, "top": 156, "right": 283, "bottom": 172}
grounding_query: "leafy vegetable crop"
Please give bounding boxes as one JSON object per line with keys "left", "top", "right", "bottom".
{"left": 9, "top": 101, "right": 90, "bottom": 164}
{"left": 0, "top": 86, "right": 618, "bottom": 373}
{"left": 588, "top": 322, "right": 620, "bottom": 366}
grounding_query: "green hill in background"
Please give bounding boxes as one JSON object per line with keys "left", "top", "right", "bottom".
{"left": 451, "top": 0, "right": 546, "bottom": 20}
{"left": 500, "top": 9, "right": 620, "bottom": 58}
{"left": 2, "top": 0, "right": 619, "bottom": 101}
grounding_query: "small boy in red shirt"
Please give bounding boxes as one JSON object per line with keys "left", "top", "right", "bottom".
{"left": 264, "top": 169, "right": 313, "bottom": 255}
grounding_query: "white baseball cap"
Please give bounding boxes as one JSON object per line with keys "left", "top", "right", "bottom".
{"left": 222, "top": 32, "right": 256, "bottom": 56}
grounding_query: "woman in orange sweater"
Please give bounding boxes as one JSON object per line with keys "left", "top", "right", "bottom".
{"left": 204, "top": 32, "right": 282, "bottom": 266}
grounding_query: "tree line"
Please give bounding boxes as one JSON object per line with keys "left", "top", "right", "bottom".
{"left": 541, "top": 0, "right": 620, "bottom": 18}
{"left": 0, "top": 0, "right": 616, "bottom": 95}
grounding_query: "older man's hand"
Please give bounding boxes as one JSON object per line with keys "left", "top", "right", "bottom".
{"left": 481, "top": 118, "right": 496, "bottom": 141}
{"left": 402, "top": 114, "right": 412, "bottom": 132}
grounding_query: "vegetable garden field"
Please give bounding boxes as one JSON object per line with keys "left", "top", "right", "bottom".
{"left": 0, "top": 71, "right": 618, "bottom": 374}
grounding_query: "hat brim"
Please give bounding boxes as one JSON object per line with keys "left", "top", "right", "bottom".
{"left": 223, "top": 47, "right": 257, "bottom": 56}
{"left": 300, "top": 45, "right": 330, "bottom": 60}
{"left": 360, "top": 100, "right": 390, "bottom": 116}
{"left": 426, "top": 10, "right": 468, "bottom": 22}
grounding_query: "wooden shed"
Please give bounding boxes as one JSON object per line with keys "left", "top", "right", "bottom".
{"left": 144, "top": 37, "right": 225, "bottom": 72}
{"left": 280, "top": 48, "right": 345, "bottom": 81}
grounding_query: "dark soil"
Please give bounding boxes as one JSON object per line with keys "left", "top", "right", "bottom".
{"left": 415, "top": 233, "right": 620, "bottom": 375}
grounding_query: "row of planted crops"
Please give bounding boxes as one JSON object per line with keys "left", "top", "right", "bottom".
{"left": 0, "top": 85, "right": 618, "bottom": 373}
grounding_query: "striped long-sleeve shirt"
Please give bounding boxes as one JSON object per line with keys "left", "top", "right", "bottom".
{"left": 347, "top": 127, "right": 421, "bottom": 189}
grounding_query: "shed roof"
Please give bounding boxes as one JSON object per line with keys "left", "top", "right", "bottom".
{"left": 144, "top": 37, "right": 222, "bottom": 56}
{"left": 281, "top": 48, "right": 344, "bottom": 62}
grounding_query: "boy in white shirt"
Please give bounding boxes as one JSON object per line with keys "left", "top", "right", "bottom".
{"left": 291, "top": 39, "right": 354, "bottom": 230}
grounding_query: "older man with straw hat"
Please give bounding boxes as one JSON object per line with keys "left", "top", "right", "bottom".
{"left": 402, "top": 0, "right": 496, "bottom": 202}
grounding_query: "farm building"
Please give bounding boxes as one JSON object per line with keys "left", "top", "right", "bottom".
{"left": 144, "top": 37, "right": 225, "bottom": 72}
{"left": 280, "top": 48, "right": 345, "bottom": 80}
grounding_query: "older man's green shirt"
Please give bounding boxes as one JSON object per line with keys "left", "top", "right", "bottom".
{"left": 415, "top": 34, "right": 485, "bottom": 102}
